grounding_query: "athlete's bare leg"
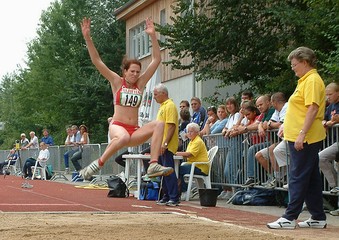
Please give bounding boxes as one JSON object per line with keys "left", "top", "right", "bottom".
{"left": 129, "top": 120, "right": 173, "bottom": 177}
{"left": 79, "top": 120, "right": 173, "bottom": 180}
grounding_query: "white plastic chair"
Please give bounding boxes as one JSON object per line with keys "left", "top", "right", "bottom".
{"left": 31, "top": 159, "right": 49, "bottom": 180}
{"left": 183, "top": 146, "right": 219, "bottom": 201}
{"left": 4, "top": 159, "right": 18, "bottom": 175}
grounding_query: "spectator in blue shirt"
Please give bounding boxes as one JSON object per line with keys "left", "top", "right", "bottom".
{"left": 200, "top": 106, "right": 218, "bottom": 136}
{"left": 190, "top": 97, "right": 207, "bottom": 130}
{"left": 41, "top": 128, "right": 54, "bottom": 146}
{"left": 210, "top": 105, "right": 229, "bottom": 134}
{"left": 0, "top": 149, "right": 18, "bottom": 174}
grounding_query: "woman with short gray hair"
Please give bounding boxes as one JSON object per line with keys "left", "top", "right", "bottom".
{"left": 267, "top": 47, "right": 327, "bottom": 229}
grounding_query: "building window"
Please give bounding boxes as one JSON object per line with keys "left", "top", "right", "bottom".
{"left": 160, "top": 9, "right": 166, "bottom": 43}
{"left": 130, "top": 22, "right": 150, "bottom": 59}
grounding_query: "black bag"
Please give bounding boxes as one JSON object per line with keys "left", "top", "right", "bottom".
{"left": 232, "top": 188, "right": 277, "bottom": 206}
{"left": 107, "top": 175, "right": 129, "bottom": 198}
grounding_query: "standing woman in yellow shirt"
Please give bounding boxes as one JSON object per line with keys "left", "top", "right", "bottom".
{"left": 267, "top": 47, "right": 327, "bottom": 229}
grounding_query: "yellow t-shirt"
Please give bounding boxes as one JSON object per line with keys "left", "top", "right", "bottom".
{"left": 284, "top": 69, "right": 326, "bottom": 143}
{"left": 186, "top": 136, "right": 209, "bottom": 175}
{"left": 156, "top": 98, "right": 179, "bottom": 154}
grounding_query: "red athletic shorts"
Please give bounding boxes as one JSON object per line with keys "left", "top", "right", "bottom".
{"left": 112, "top": 121, "right": 140, "bottom": 136}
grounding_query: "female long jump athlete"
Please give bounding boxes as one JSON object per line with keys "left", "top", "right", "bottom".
{"left": 79, "top": 17, "right": 173, "bottom": 180}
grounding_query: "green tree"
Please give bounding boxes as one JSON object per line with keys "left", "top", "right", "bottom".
{"left": 159, "top": 0, "right": 339, "bottom": 97}
{"left": 305, "top": 0, "right": 339, "bottom": 82}
{"left": 0, "top": 0, "right": 128, "bottom": 149}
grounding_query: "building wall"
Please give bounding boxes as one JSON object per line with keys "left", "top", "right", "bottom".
{"left": 117, "top": 0, "right": 192, "bottom": 83}
{"left": 115, "top": 0, "right": 246, "bottom": 114}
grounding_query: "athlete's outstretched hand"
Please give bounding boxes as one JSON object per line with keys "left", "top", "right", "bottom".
{"left": 81, "top": 17, "right": 92, "bottom": 40}
{"left": 145, "top": 17, "right": 155, "bottom": 36}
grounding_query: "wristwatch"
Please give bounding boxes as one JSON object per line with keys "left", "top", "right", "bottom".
{"left": 299, "top": 130, "right": 306, "bottom": 134}
{"left": 268, "top": 121, "right": 272, "bottom": 127}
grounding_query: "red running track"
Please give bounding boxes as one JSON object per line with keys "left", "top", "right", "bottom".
{"left": 1, "top": 175, "right": 338, "bottom": 239}
{"left": 0, "top": 175, "right": 271, "bottom": 223}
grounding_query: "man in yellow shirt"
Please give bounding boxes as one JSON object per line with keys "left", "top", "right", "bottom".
{"left": 153, "top": 84, "right": 179, "bottom": 206}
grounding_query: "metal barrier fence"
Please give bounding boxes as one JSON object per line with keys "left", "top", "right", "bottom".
{"left": 0, "top": 142, "right": 151, "bottom": 178}
{"left": 1, "top": 126, "right": 337, "bottom": 195}
{"left": 203, "top": 124, "right": 338, "bottom": 195}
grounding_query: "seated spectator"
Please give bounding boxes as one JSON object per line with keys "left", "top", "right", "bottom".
{"left": 319, "top": 82, "right": 339, "bottom": 193}
{"left": 239, "top": 95, "right": 275, "bottom": 187}
{"left": 70, "top": 125, "right": 90, "bottom": 172}
{"left": 322, "top": 82, "right": 339, "bottom": 129}
{"left": 200, "top": 106, "right": 218, "bottom": 136}
{"left": 22, "top": 131, "right": 39, "bottom": 150}
{"left": 22, "top": 142, "right": 50, "bottom": 179}
{"left": 176, "top": 123, "right": 209, "bottom": 201}
{"left": 256, "top": 138, "right": 289, "bottom": 189}
{"left": 0, "top": 149, "right": 18, "bottom": 174}
{"left": 20, "top": 133, "right": 29, "bottom": 149}
{"left": 255, "top": 92, "right": 288, "bottom": 188}
{"left": 41, "top": 129, "right": 54, "bottom": 146}
{"left": 319, "top": 142, "right": 338, "bottom": 193}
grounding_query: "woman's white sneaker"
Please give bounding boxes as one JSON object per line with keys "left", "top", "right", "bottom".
{"left": 298, "top": 218, "right": 327, "bottom": 228}
{"left": 267, "top": 217, "right": 296, "bottom": 229}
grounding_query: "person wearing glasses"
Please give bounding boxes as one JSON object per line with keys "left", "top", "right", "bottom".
{"left": 267, "top": 47, "right": 327, "bottom": 229}
{"left": 176, "top": 123, "right": 209, "bottom": 201}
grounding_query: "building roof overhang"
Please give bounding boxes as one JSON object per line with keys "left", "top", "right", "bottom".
{"left": 114, "top": 0, "right": 158, "bottom": 20}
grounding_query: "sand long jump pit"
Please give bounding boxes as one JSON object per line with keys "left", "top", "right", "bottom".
{"left": 0, "top": 212, "right": 300, "bottom": 240}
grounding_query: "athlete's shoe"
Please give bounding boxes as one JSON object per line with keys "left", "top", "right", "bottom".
{"left": 147, "top": 163, "right": 174, "bottom": 177}
{"left": 79, "top": 160, "right": 101, "bottom": 181}
{"left": 267, "top": 217, "right": 296, "bottom": 229}
{"left": 298, "top": 218, "right": 327, "bottom": 228}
